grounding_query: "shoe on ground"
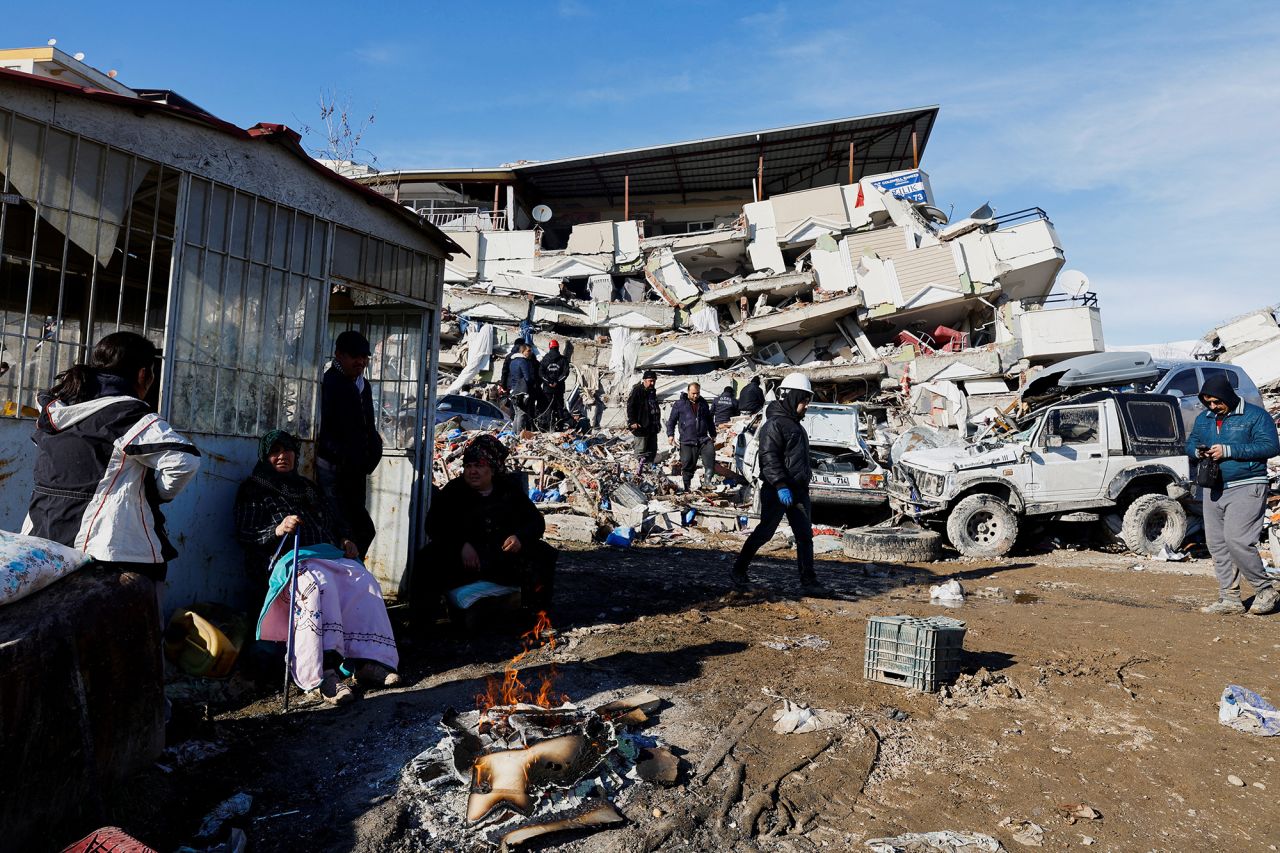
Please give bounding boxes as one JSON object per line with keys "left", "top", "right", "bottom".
{"left": 730, "top": 569, "right": 753, "bottom": 591}
{"left": 319, "top": 670, "right": 356, "bottom": 705}
{"left": 1200, "top": 598, "right": 1246, "bottom": 615}
{"left": 799, "top": 579, "right": 835, "bottom": 598}
{"left": 355, "top": 662, "right": 402, "bottom": 689}
{"left": 1249, "top": 587, "right": 1278, "bottom": 615}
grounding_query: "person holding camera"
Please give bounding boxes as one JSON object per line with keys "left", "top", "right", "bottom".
{"left": 1187, "top": 373, "right": 1279, "bottom": 615}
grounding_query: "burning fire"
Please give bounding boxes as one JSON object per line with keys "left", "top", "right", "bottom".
{"left": 476, "top": 611, "right": 570, "bottom": 712}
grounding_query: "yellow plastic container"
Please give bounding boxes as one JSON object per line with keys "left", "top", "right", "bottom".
{"left": 164, "top": 609, "right": 239, "bottom": 678}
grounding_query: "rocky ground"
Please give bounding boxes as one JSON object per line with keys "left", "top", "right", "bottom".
{"left": 99, "top": 532, "right": 1280, "bottom": 853}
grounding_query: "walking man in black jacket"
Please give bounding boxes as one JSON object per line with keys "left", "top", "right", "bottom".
{"left": 732, "top": 373, "right": 830, "bottom": 596}
{"left": 666, "top": 382, "right": 716, "bottom": 491}
{"left": 317, "top": 330, "right": 383, "bottom": 557}
{"left": 626, "top": 369, "right": 661, "bottom": 468}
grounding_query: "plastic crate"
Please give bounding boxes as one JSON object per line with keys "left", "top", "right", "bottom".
{"left": 864, "top": 615, "right": 966, "bottom": 692}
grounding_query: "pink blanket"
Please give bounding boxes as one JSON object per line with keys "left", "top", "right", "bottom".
{"left": 259, "top": 556, "right": 399, "bottom": 691}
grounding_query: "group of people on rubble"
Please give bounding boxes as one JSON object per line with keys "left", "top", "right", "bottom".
{"left": 22, "top": 329, "right": 560, "bottom": 707}
{"left": 499, "top": 337, "right": 574, "bottom": 432}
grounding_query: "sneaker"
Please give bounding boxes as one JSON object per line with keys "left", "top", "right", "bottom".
{"left": 319, "top": 670, "right": 356, "bottom": 705}
{"left": 1200, "top": 599, "right": 1246, "bottom": 615}
{"left": 1249, "top": 587, "right": 1278, "bottom": 615}
{"left": 354, "top": 662, "right": 402, "bottom": 689}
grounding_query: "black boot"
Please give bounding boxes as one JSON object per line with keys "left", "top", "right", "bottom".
{"left": 799, "top": 574, "right": 833, "bottom": 598}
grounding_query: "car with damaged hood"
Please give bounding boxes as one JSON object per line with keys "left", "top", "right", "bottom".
{"left": 1020, "top": 350, "right": 1263, "bottom": 434}
{"left": 889, "top": 391, "right": 1191, "bottom": 558}
{"left": 736, "top": 402, "right": 888, "bottom": 510}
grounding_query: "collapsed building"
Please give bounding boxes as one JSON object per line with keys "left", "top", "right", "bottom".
{"left": 361, "top": 108, "right": 1104, "bottom": 435}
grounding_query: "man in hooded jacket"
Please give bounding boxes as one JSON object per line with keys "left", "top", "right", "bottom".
{"left": 1187, "top": 372, "right": 1280, "bottom": 615}
{"left": 732, "top": 373, "right": 830, "bottom": 597}
{"left": 712, "top": 385, "right": 740, "bottom": 425}
{"left": 737, "top": 375, "right": 765, "bottom": 415}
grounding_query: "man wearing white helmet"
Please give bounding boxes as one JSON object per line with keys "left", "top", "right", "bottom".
{"left": 732, "top": 373, "right": 832, "bottom": 597}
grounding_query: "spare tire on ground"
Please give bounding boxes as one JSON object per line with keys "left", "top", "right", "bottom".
{"left": 842, "top": 526, "right": 942, "bottom": 562}
{"left": 1120, "top": 493, "right": 1187, "bottom": 556}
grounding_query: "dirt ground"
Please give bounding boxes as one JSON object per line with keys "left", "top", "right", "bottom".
{"left": 101, "top": 533, "right": 1280, "bottom": 853}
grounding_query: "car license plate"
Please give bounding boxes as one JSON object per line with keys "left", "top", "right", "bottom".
{"left": 813, "top": 474, "right": 850, "bottom": 486}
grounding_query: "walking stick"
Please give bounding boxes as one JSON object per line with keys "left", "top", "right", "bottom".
{"left": 283, "top": 531, "right": 301, "bottom": 712}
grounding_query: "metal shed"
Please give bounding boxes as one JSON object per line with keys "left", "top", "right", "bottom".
{"left": 0, "top": 68, "right": 459, "bottom": 609}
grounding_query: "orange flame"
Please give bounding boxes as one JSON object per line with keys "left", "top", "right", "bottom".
{"left": 475, "top": 611, "right": 570, "bottom": 711}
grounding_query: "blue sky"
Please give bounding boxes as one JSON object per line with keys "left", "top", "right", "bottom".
{"left": 9, "top": 2, "right": 1279, "bottom": 344}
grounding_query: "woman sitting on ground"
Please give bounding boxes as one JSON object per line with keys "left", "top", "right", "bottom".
{"left": 235, "top": 429, "right": 399, "bottom": 705}
{"left": 422, "top": 434, "right": 556, "bottom": 623}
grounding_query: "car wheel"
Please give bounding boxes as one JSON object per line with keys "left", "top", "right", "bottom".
{"left": 1119, "top": 493, "right": 1186, "bottom": 556}
{"left": 842, "top": 525, "right": 942, "bottom": 562}
{"left": 946, "top": 493, "right": 1019, "bottom": 558}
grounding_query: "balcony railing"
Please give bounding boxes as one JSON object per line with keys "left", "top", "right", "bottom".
{"left": 412, "top": 206, "right": 508, "bottom": 231}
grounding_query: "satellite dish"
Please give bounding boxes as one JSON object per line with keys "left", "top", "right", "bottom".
{"left": 969, "top": 201, "right": 995, "bottom": 221}
{"left": 1057, "top": 269, "right": 1091, "bottom": 298}
{"left": 531, "top": 204, "right": 553, "bottom": 223}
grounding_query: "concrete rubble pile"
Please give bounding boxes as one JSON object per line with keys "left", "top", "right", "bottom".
{"left": 433, "top": 416, "right": 761, "bottom": 547}
{"left": 427, "top": 168, "right": 1115, "bottom": 542}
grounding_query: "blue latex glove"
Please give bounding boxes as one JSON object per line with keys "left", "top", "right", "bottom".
{"left": 776, "top": 487, "right": 793, "bottom": 507}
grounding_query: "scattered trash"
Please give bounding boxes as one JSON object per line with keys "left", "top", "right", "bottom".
{"left": 930, "top": 578, "right": 965, "bottom": 603}
{"left": 760, "top": 634, "right": 831, "bottom": 652}
{"left": 1153, "top": 545, "right": 1187, "bottom": 562}
{"left": 1218, "top": 685, "right": 1280, "bottom": 736}
{"left": 997, "top": 816, "right": 1044, "bottom": 847}
{"left": 886, "top": 707, "right": 910, "bottom": 722}
{"left": 771, "top": 699, "right": 851, "bottom": 734}
{"left": 865, "top": 830, "right": 1004, "bottom": 852}
{"left": 195, "top": 792, "right": 253, "bottom": 840}
{"left": 605, "top": 527, "right": 635, "bottom": 548}
{"left": 1056, "top": 803, "right": 1101, "bottom": 823}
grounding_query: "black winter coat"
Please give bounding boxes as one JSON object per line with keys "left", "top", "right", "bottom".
{"left": 712, "top": 389, "right": 739, "bottom": 424}
{"left": 626, "top": 383, "right": 660, "bottom": 435}
{"left": 737, "top": 382, "right": 765, "bottom": 414}
{"left": 318, "top": 365, "right": 383, "bottom": 475}
{"left": 540, "top": 352, "right": 569, "bottom": 388}
{"left": 427, "top": 472, "right": 546, "bottom": 569}
{"left": 756, "top": 400, "right": 811, "bottom": 490}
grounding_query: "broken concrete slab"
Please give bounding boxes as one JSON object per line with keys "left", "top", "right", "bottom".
{"left": 542, "top": 513, "right": 599, "bottom": 543}
{"left": 445, "top": 289, "right": 531, "bottom": 324}
{"left": 644, "top": 247, "right": 702, "bottom": 306}
{"left": 639, "top": 331, "right": 743, "bottom": 369}
{"left": 491, "top": 272, "right": 563, "bottom": 298}
{"left": 703, "top": 271, "right": 813, "bottom": 306}
{"left": 742, "top": 292, "right": 865, "bottom": 344}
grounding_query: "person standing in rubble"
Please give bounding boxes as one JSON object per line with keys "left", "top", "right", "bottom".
{"left": 506, "top": 341, "right": 534, "bottom": 432}
{"left": 713, "top": 384, "right": 740, "bottom": 425}
{"left": 731, "top": 373, "right": 830, "bottom": 597}
{"left": 737, "top": 375, "right": 765, "bottom": 415}
{"left": 539, "top": 339, "right": 570, "bottom": 429}
{"left": 23, "top": 331, "right": 201, "bottom": 606}
{"left": 666, "top": 382, "right": 716, "bottom": 491}
{"left": 626, "top": 370, "right": 661, "bottom": 469}
{"left": 1188, "top": 373, "right": 1280, "bottom": 615}
{"left": 317, "top": 330, "right": 382, "bottom": 558}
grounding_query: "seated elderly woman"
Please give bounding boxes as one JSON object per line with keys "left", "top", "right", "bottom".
{"left": 235, "top": 429, "right": 400, "bottom": 705}
{"left": 423, "top": 434, "right": 556, "bottom": 624}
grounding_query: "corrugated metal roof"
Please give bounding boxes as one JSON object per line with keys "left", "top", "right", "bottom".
{"left": 0, "top": 67, "right": 462, "bottom": 256}
{"left": 513, "top": 107, "right": 939, "bottom": 199}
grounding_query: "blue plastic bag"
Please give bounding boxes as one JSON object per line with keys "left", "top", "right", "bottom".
{"left": 605, "top": 527, "right": 634, "bottom": 548}
{"left": 528, "top": 488, "right": 545, "bottom": 502}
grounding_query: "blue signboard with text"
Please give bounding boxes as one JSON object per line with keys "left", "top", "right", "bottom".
{"left": 870, "top": 170, "right": 931, "bottom": 204}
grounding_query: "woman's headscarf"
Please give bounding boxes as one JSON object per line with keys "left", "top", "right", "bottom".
{"left": 259, "top": 429, "right": 300, "bottom": 466}
{"left": 463, "top": 434, "right": 509, "bottom": 471}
